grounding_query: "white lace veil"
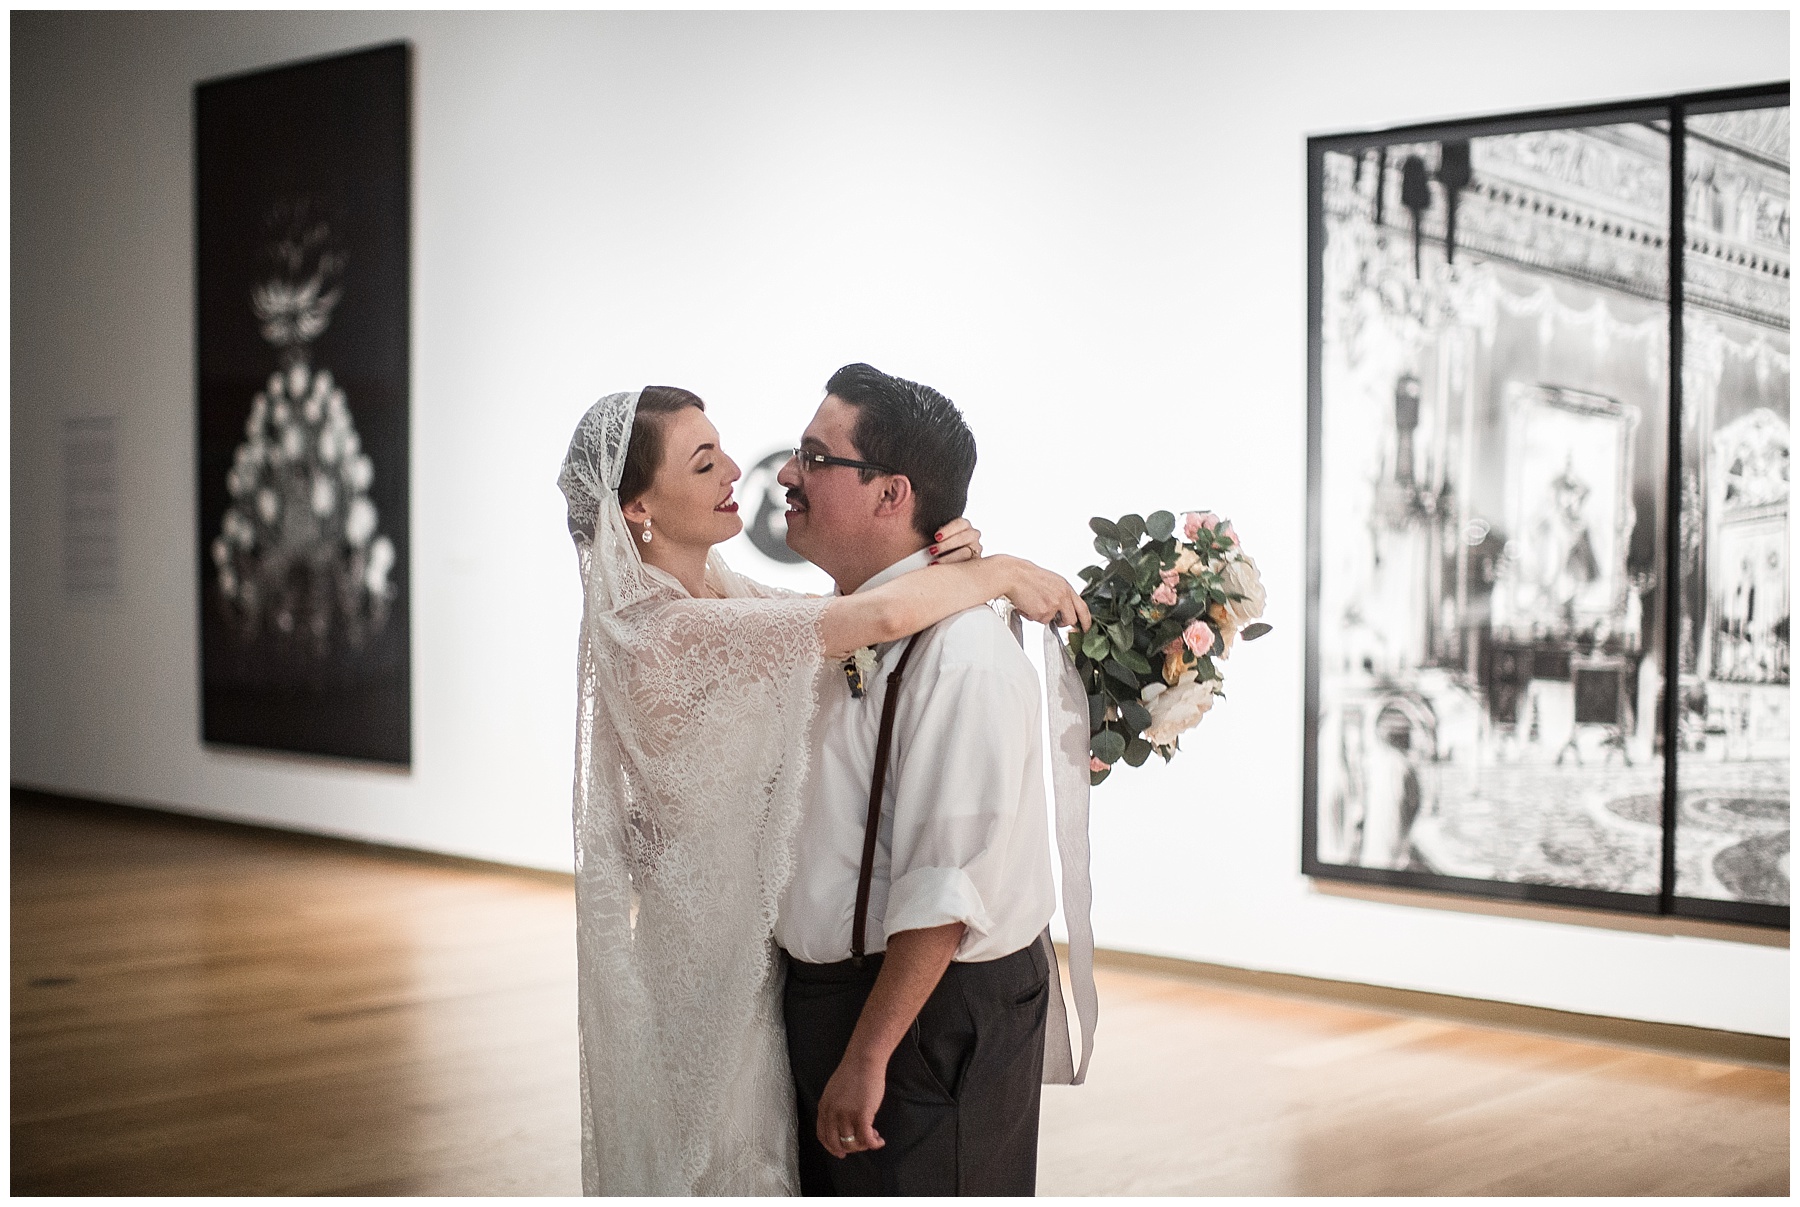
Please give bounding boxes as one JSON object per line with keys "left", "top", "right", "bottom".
{"left": 559, "top": 391, "right": 831, "bottom": 1195}
{"left": 559, "top": 389, "right": 682, "bottom": 611}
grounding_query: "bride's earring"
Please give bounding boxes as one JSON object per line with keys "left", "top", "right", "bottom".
{"left": 641, "top": 517, "right": 652, "bottom": 544}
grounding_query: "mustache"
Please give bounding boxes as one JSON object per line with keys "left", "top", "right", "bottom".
{"left": 785, "top": 487, "right": 808, "bottom": 508}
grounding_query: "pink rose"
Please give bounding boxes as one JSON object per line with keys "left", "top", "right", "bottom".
{"left": 1160, "top": 567, "right": 1180, "bottom": 588}
{"left": 1090, "top": 755, "right": 1108, "bottom": 772}
{"left": 1221, "top": 522, "right": 1238, "bottom": 547}
{"left": 1183, "top": 618, "right": 1214, "bottom": 657}
{"left": 1183, "top": 511, "right": 1220, "bottom": 541}
{"left": 1152, "top": 581, "right": 1179, "bottom": 606}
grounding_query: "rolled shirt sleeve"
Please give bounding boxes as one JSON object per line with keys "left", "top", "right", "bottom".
{"left": 883, "top": 864, "right": 996, "bottom": 941}
{"left": 880, "top": 622, "right": 1055, "bottom": 961}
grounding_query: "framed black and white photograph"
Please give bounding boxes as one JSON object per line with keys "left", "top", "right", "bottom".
{"left": 196, "top": 42, "right": 412, "bottom": 765}
{"left": 1303, "top": 85, "right": 1788, "bottom": 926}
{"left": 1672, "top": 98, "right": 1791, "bottom": 921}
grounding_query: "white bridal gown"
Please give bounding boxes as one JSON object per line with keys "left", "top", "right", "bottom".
{"left": 559, "top": 391, "right": 831, "bottom": 1195}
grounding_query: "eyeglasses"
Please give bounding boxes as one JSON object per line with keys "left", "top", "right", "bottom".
{"left": 786, "top": 447, "right": 895, "bottom": 475}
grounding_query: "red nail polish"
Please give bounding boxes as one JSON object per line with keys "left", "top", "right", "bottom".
{"left": 935, "top": 532, "right": 943, "bottom": 541}
{"left": 929, "top": 545, "right": 939, "bottom": 555}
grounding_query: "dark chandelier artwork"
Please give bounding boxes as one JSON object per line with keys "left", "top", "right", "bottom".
{"left": 1304, "top": 83, "right": 1789, "bottom": 927}
{"left": 196, "top": 43, "right": 412, "bottom": 765}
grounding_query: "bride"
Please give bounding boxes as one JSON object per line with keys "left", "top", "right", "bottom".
{"left": 557, "top": 386, "right": 1087, "bottom": 1195}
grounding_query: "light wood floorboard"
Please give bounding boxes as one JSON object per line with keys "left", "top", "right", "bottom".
{"left": 11, "top": 794, "right": 1789, "bottom": 1196}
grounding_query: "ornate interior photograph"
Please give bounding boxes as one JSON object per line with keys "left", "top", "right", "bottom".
{"left": 1304, "top": 88, "right": 1788, "bottom": 924}
{"left": 194, "top": 43, "right": 413, "bottom": 765}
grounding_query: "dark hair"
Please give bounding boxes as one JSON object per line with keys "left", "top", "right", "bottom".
{"left": 824, "top": 363, "right": 977, "bottom": 540}
{"left": 618, "top": 385, "right": 705, "bottom": 505}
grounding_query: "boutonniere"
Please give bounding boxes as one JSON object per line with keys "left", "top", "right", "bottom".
{"left": 843, "top": 646, "right": 880, "bottom": 699}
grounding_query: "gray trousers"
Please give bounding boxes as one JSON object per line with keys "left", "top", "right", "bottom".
{"left": 782, "top": 941, "right": 1049, "bottom": 1196}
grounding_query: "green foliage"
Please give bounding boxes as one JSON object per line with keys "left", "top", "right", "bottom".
{"left": 1081, "top": 627, "right": 1110, "bottom": 661}
{"left": 1090, "top": 728, "right": 1126, "bottom": 764}
{"left": 1116, "top": 647, "right": 1153, "bottom": 676}
{"left": 1120, "top": 697, "right": 1153, "bottom": 733}
{"left": 1103, "top": 658, "right": 1139, "bottom": 690}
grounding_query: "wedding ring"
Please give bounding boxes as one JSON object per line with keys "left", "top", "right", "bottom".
{"left": 839, "top": 1135, "right": 856, "bottom": 1145}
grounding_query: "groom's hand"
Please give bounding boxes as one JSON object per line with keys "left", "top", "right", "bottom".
{"left": 816, "top": 1054, "right": 888, "bottom": 1158}
{"left": 815, "top": 922, "right": 965, "bottom": 1160}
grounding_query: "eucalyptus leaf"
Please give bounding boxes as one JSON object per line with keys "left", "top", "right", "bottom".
{"left": 1117, "top": 513, "right": 1145, "bottom": 545}
{"left": 1090, "top": 728, "right": 1126, "bottom": 764}
{"left": 1121, "top": 698, "right": 1153, "bottom": 734}
{"left": 1088, "top": 692, "right": 1106, "bottom": 731}
{"left": 1123, "top": 736, "right": 1154, "bottom": 767}
{"left": 1078, "top": 565, "right": 1103, "bottom": 584}
{"left": 1089, "top": 516, "right": 1120, "bottom": 539}
{"left": 1146, "top": 510, "right": 1176, "bottom": 541}
{"left": 1117, "top": 647, "right": 1153, "bottom": 676}
{"left": 1081, "top": 628, "right": 1110, "bottom": 660}
{"left": 1103, "top": 658, "right": 1140, "bottom": 690}
{"left": 1242, "top": 621, "right": 1273, "bottom": 641}
{"left": 1090, "top": 767, "right": 1111, "bottom": 787}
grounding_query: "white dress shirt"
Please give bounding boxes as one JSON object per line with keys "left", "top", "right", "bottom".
{"left": 777, "top": 550, "right": 1057, "bottom": 964}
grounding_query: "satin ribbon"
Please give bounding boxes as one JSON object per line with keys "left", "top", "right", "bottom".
{"left": 1007, "top": 609, "right": 1097, "bottom": 1086}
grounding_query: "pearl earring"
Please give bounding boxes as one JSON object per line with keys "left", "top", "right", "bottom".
{"left": 641, "top": 517, "right": 652, "bottom": 544}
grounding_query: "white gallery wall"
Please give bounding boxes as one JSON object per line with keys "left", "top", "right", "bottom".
{"left": 11, "top": 10, "right": 1789, "bottom": 1035}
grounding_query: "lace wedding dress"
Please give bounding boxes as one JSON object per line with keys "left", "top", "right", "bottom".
{"left": 559, "top": 392, "right": 830, "bottom": 1195}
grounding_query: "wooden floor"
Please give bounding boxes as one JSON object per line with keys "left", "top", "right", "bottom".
{"left": 11, "top": 794, "right": 1790, "bottom": 1196}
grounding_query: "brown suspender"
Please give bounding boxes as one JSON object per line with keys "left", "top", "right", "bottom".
{"left": 852, "top": 634, "right": 921, "bottom": 964}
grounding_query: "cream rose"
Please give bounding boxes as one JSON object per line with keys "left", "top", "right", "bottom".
{"left": 1220, "top": 555, "right": 1266, "bottom": 628}
{"left": 1142, "top": 671, "right": 1216, "bottom": 746}
{"left": 1172, "top": 547, "right": 1201, "bottom": 576}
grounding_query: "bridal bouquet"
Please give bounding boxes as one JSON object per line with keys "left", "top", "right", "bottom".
{"left": 1072, "top": 510, "right": 1269, "bottom": 785}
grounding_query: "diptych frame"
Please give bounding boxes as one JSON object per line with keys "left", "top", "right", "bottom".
{"left": 1304, "top": 83, "right": 1790, "bottom": 928}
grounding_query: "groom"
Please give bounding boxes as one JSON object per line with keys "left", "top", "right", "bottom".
{"left": 775, "top": 363, "right": 1057, "bottom": 1196}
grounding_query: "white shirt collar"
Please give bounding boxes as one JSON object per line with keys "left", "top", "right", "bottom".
{"left": 849, "top": 548, "right": 934, "bottom": 596}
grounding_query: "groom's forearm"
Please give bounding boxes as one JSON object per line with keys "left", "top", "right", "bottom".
{"left": 814, "top": 921, "right": 965, "bottom": 1157}
{"left": 844, "top": 922, "right": 966, "bottom": 1071}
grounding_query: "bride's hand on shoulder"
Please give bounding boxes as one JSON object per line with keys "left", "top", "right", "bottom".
{"left": 929, "top": 517, "right": 981, "bottom": 564}
{"left": 993, "top": 555, "right": 1091, "bottom": 631}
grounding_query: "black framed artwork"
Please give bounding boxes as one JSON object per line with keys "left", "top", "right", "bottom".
{"left": 196, "top": 43, "right": 412, "bottom": 765}
{"left": 1304, "top": 83, "right": 1788, "bottom": 928}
